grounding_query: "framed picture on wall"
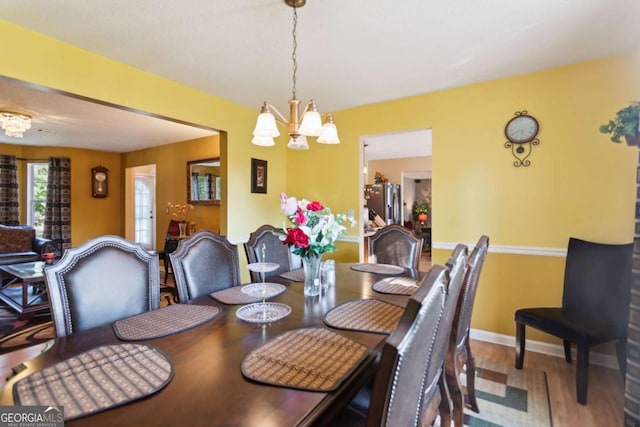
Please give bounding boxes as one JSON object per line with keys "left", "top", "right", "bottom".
{"left": 251, "top": 158, "right": 267, "bottom": 194}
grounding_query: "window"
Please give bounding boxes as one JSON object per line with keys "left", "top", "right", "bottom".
{"left": 27, "top": 163, "right": 48, "bottom": 237}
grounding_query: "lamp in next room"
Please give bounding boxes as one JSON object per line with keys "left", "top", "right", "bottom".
{"left": 0, "top": 111, "right": 32, "bottom": 138}
{"left": 251, "top": 0, "right": 340, "bottom": 149}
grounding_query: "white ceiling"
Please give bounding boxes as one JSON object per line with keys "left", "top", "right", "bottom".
{"left": 1, "top": 0, "right": 639, "bottom": 153}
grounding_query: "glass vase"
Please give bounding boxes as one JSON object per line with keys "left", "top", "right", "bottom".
{"left": 178, "top": 221, "right": 187, "bottom": 237}
{"left": 302, "top": 253, "right": 322, "bottom": 296}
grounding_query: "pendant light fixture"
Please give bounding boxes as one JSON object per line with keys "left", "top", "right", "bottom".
{"left": 0, "top": 112, "right": 32, "bottom": 138}
{"left": 251, "top": 0, "right": 340, "bottom": 149}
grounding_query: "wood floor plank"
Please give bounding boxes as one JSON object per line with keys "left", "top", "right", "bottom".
{"left": 470, "top": 339, "right": 624, "bottom": 427}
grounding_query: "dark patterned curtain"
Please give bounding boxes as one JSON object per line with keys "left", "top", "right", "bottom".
{"left": 0, "top": 155, "right": 19, "bottom": 225}
{"left": 44, "top": 157, "right": 71, "bottom": 256}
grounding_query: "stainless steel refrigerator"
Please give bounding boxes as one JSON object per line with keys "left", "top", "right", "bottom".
{"left": 366, "top": 183, "right": 401, "bottom": 225}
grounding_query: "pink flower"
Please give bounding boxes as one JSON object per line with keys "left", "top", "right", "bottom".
{"left": 295, "top": 210, "right": 307, "bottom": 225}
{"left": 283, "top": 228, "right": 309, "bottom": 248}
{"left": 280, "top": 192, "right": 298, "bottom": 216}
{"left": 306, "top": 201, "right": 324, "bottom": 212}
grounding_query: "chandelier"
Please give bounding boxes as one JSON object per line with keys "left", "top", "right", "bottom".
{"left": 252, "top": 0, "right": 340, "bottom": 150}
{"left": 0, "top": 112, "right": 32, "bottom": 138}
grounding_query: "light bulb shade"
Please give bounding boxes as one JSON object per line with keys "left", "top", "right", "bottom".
{"left": 251, "top": 135, "right": 276, "bottom": 147}
{"left": 317, "top": 122, "right": 340, "bottom": 144}
{"left": 1, "top": 112, "right": 31, "bottom": 138}
{"left": 253, "top": 112, "right": 280, "bottom": 137}
{"left": 298, "top": 110, "right": 322, "bottom": 137}
{"left": 287, "top": 135, "right": 309, "bottom": 150}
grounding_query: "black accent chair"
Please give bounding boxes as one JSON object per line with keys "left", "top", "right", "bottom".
{"left": 243, "top": 224, "right": 301, "bottom": 282}
{"left": 333, "top": 244, "right": 468, "bottom": 426}
{"left": 170, "top": 230, "right": 241, "bottom": 301}
{"left": 367, "top": 224, "right": 423, "bottom": 271}
{"left": 44, "top": 235, "right": 160, "bottom": 337}
{"left": 445, "top": 235, "right": 489, "bottom": 426}
{"left": 514, "top": 237, "right": 633, "bottom": 405}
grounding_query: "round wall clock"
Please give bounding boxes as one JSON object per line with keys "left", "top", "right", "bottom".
{"left": 505, "top": 112, "right": 539, "bottom": 144}
{"left": 91, "top": 165, "right": 109, "bottom": 198}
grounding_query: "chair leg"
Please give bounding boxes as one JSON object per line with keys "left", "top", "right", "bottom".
{"left": 464, "top": 338, "right": 480, "bottom": 413}
{"left": 515, "top": 322, "right": 525, "bottom": 369}
{"left": 563, "top": 340, "right": 572, "bottom": 363}
{"left": 616, "top": 339, "right": 627, "bottom": 377}
{"left": 437, "top": 374, "right": 452, "bottom": 427}
{"left": 576, "top": 343, "right": 589, "bottom": 405}
{"left": 445, "top": 353, "right": 464, "bottom": 427}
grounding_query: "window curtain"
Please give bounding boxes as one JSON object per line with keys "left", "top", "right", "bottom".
{"left": 44, "top": 157, "right": 71, "bottom": 256}
{"left": 0, "top": 155, "right": 19, "bottom": 225}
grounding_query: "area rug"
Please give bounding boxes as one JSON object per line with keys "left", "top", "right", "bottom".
{"left": 0, "top": 286, "right": 178, "bottom": 354}
{"left": 460, "top": 359, "right": 552, "bottom": 427}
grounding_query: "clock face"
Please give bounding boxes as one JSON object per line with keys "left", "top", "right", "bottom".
{"left": 505, "top": 115, "right": 539, "bottom": 144}
{"left": 95, "top": 172, "right": 107, "bottom": 181}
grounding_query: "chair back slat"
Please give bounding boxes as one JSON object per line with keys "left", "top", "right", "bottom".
{"left": 562, "top": 237, "right": 633, "bottom": 337}
{"left": 368, "top": 224, "right": 423, "bottom": 271}
{"left": 45, "top": 235, "right": 160, "bottom": 337}
{"left": 367, "top": 245, "right": 467, "bottom": 427}
{"left": 243, "top": 224, "right": 295, "bottom": 281}
{"left": 170, "top": 230, "right": 240, "bottom": 301}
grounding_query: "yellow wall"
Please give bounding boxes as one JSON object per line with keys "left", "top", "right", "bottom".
{"left": 0, "top": 20, "right": 288, "bottom": 243}
{"left": 303, "top": 47, "right": 640, "bottom": 343}
{"left": 0, "top": 142, "right": 122, "bottom": 246}
{"left": 123, "top": 135, "right": 222, "bottom": 250}
{"left": 3, "top": 19, "right": 640, "bottom": 343}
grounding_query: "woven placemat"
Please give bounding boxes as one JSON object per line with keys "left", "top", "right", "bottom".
{"left": 113, "top": 304, "right": 220, "bottom": 341}
{"left": 350, "top": 263, "right": 405, "bottom": 275}
{"left": 372, "top": 276, "right": 421, "bottom": 295}
{"left": 13, "top": 343, "right": 173, "bottom": 421}
{"left": 324, "top": 299, "right": 404, "bottom": 334}
{"left": 279, "top": 268, "right": 304, "bottom": 282}
{"left": 241, "top": 327, "right": 368, "bottom": 392}
{"left": 210, "top": 283, "right": 286, "bottom": 305}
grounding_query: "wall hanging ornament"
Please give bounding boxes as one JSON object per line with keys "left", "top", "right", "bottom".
{"left": 504, "top": 110, "right": 540, "bottom": 167}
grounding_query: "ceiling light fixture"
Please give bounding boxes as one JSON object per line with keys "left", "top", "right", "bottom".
{"left": 0, "top": 111, "right": 32, "bottom": 138}
{"left": 252, "top": 0, "right": 340, "bottom": 149}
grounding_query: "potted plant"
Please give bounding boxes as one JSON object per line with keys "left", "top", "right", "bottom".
{"left": 413, "top": 199, "right": 430, "bottom": 222}
{"left": 599, "top": 102, "right": 640, "bottom": 146}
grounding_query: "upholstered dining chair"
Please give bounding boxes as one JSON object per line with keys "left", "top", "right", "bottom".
{"left": 367, "top": 224, "right": 423, "bottom": 271}
{"left": 445, "top": 235, "right": 489, "bottom": 426}
{"left": 243, "top": 224, "right": 301, "bottom": 282}
{"left": 45, "top": 235, "right": 160, "bottom": 337}
{"left": 514, "top": 237, "right": 633, "bottom": 405}
{"left": 170, "top": 230, "right": 241, "bottom": 301}
{"left": 333, "top": 245, "right": 468, "bottom": 426}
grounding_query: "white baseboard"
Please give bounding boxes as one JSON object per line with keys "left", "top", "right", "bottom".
{"left": 469, "top": 328, "right": 620, "bottom": 371}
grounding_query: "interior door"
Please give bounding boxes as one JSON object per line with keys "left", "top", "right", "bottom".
{"left": 134, "top": 174, "right": 156, "bottom": 250}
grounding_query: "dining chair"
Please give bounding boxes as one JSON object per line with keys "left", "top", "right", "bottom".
{"left": 243, "top": 224, "right": 301, "bottom": 282}
{"left": 45, "top": 235, "right": 160, "bottom": 337}
{"left": 161, "top": 219, "right": 182, "bottom": 284}
{"left": 445, "top": 235, "right": 489, "bottom": 426}
{"left": 514, "top": 237, "right": 633, "bottom": 404}
{"left": 334, "top": 245, "right": 468, "bottom": 426}
{"left": 367, "top": 224, "right": 423, "bottom": 271}
{"left": 170, "top": 230, "right": 241, "bottom": 301}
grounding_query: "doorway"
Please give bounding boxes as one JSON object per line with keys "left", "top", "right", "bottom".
{"left": 125, "top": 164, "right": 157, "bottom": 251}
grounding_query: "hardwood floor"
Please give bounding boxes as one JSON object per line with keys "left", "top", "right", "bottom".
{"left": 423, "top": 250, "right": 625, "bottom": 426}
{"left": 471, "top": 339, "right": 625, "bottom": 426}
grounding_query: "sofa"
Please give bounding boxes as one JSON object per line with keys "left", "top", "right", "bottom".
{"left": 0, "top": 224, "right": 56, "bottom": 266}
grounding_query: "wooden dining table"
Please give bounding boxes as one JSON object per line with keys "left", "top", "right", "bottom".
{"left": 0, "top": 263, "right": 423, "bottom": 426}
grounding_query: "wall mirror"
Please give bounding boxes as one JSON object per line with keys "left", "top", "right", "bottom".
{"left": 187, "top": 157, "right": 221, "bottom": 205}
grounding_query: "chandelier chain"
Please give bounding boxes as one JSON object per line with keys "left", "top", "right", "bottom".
{"left": 291, "top": 6, "right": 298, "bottom": 100}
